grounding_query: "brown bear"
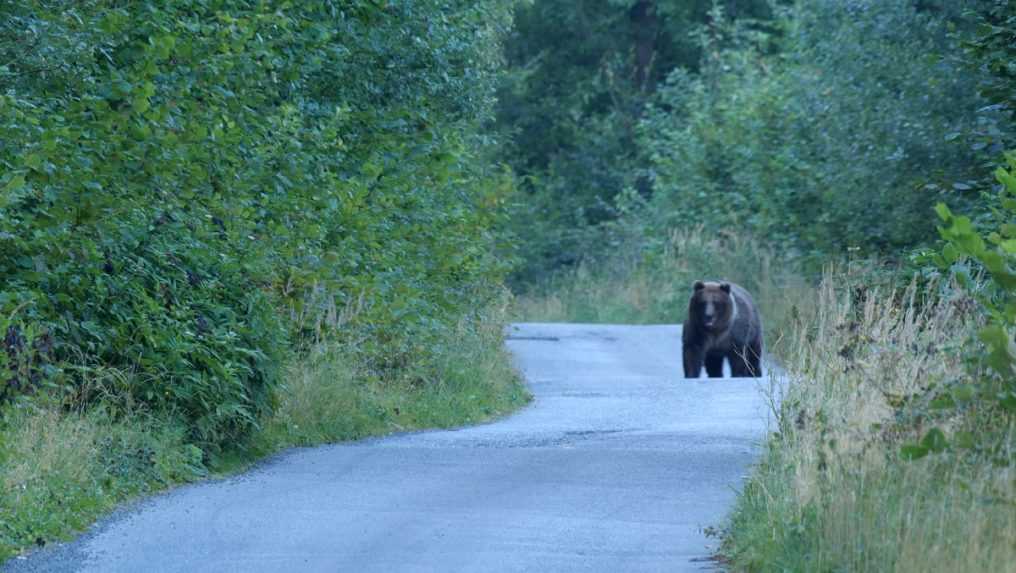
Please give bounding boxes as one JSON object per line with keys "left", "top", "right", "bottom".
{"left": 682, "top": 280, "right": 763, "bottom": 378}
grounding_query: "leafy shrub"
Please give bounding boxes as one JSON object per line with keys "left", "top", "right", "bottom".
{"left": 642, "top": 0, "right": 1008, "bottom": 258}
{"left": 935, "top": 152, "right": 1016, "bottom": 416}
{"left": 0, "top": 1, "right": 515, "bottom": 447}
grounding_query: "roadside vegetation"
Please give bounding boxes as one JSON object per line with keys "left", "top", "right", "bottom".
{"left": 0, "top": 1, "right": 527, "bottom": 560}
{"left": 5, "top": 0, "right": 1016, "bottom": 569}
{"left": 725, "top": 268, "right": 1015, "bottom": 571}
{"left": 0, "top": 305, "right": 526, "bottom": 561}
{"left": 506, "top": 0, "right": 1016, "bottom": 571}
{"left": 259, "top": 304, "right": 528, "bottom": 451}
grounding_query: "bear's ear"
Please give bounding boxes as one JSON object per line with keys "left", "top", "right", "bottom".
{"left": 693, "top": 280, "right": 705, "bottom": 291}
{"left": 719, "top": 282, "right": 731, "bottom": 294}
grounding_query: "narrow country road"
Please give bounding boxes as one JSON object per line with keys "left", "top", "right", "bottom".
{"left": 5, "top": 323, "right": 773, "bottom": 573}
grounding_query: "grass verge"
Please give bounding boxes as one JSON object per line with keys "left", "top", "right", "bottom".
{"left": 0, "top": 404, "right": 206, "bottom": 561}
{"left": 517, "top": 228, "right": 1015, "bottom": 572}
{"left": 258, "top": 309, "right": 531, "bottom": 449}
{"left": 723, "top": 276, "right": 1015, "bottom": 572}
{"left": 0, "top": 306, "right": 529, "bottom": 562}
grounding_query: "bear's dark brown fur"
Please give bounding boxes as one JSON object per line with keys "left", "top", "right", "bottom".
{"left": 682, "top": 280, "right": 763, "bottom": 378}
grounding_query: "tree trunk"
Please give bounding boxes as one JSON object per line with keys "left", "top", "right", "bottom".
{"left": 630, "top": 0, "right": 658, "bottom": 91}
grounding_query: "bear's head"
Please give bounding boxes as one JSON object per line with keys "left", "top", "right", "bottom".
{"left": 689, "top": 280, "right": 733, "bottom": 332}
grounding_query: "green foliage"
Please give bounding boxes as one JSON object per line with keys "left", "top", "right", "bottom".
{"left": 0, "top": 1, "right": 516, "bottom": 447}
{"left": 935, "top": 152, "right": 1016, "bottom": 417}
{"left": 642, "top": 0, "right": 1007, "bottom": 258}
{"left": 502, "top": 0, "right": 1006, "bottom": 283}
{"left": 966, "top": 0, "right": 1016, "bottom": 120}
{"left": 498, "top": 0, "right": 773, "bottom": 282}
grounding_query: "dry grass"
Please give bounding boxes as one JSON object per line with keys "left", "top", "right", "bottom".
{"left": 726, "top": 272, "right": 1016, "bottom": 572}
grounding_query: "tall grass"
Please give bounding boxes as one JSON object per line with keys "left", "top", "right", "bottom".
{"left": 259, "top": 306, "right": 530, "bottom": 449}
{"left": 0, "top": 403, "right": 205, "bottom": 561}
{"left": 725, "top": 276, "right": 1015, "bottom": 572}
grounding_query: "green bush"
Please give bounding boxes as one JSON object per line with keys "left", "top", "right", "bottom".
{"left": 641, "top": 0, "right": 1008, "bottom": 258}
{"left": 0, "top": 1, "right": 515, "bottom": 447}
{"left": 935, "top": 152, "right": 1016, "bottom": 416}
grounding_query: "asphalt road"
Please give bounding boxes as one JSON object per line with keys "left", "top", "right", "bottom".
{"left": 5, "top": 323, "right": 773, "bottom": 573}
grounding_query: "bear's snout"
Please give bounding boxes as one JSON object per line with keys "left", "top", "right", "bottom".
{"left": 702, "top": 302, "right": 718, "bottom": 327}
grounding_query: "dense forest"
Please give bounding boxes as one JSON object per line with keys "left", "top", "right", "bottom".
{"left": 2, "top": 0, "right": 1015, "bottom": 569}
{"left": 501, "top": 0, "right": 1013, "bottom": 279}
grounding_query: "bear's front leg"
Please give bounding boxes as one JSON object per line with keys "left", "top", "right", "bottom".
{"left": 683, "top": 345, "right": 704, "bottom": 378}
{"left": 705, "top": 352, "right": 725, "bottom": 377}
